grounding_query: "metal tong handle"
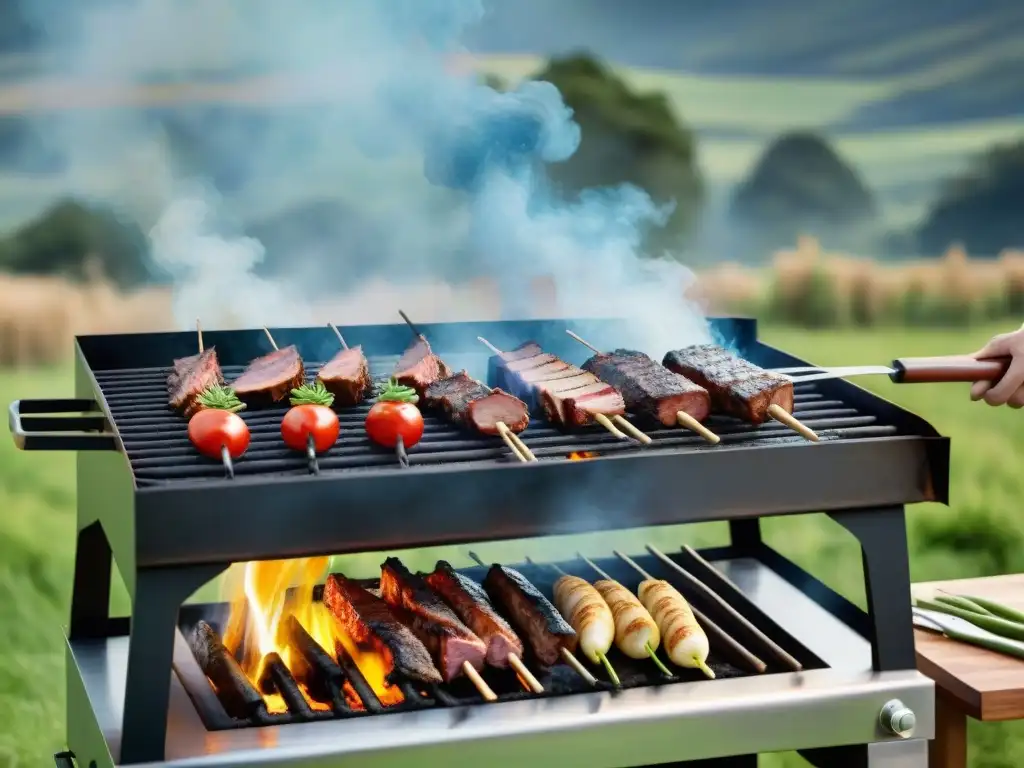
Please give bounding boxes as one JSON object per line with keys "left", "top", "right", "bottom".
{"left": 891, "top": 355, "right": 1010, "bottom": 384}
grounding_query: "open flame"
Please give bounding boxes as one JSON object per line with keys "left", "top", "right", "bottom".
{"left": 568, "top": 451, "right": 599, "bottom": 461}
{"left": 221, "top": 555, "right": 405, "bottom": 712}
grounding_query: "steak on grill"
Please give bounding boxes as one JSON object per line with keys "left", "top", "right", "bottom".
{"left": 483, "top": 564, "right": 577, "bottom": 666}
{"left": 167, "top": 347, "right": 224, "bottom": 417}
{"left": 322, "top": 574, "right": 442, "bottom": 685}
{"left": 231, "top": 346, "right": 306, "bottom": 406}
{"left": 393, "top": 337, "right": 452, "bottom": 395}
{"left": 499, "top": 342, "right": 543, "bottom": 363}
{"left": 379, "top": 558, "right": 487, "bottom": 682}
{"left": 662, "top": 344, "right": 793, "bottom": 424}
{"left": 426, "top": 561, "right": 524, "bottom": 668}
{"left": 423, "top": 371, "right": 530, "bottom": 434}
{"left": 582, "top": 349, "right": 711, "bottom": 426}
{"left": 316, "top": 346, "right": 372, "bottom": 407}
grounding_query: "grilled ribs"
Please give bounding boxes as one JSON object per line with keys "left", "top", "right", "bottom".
{"left": 167, "top": 347, "right": 224, "bottom": 417}
{"left": 483, "top": 564, "right": 577, "bottom": 667}
{"left": 426, "top": 561, "right": 524, "bottom": 668}
{"left": 423, "top": 371, "right": 530, "bottom": 435}
{"left": 322, "top": 574, "right": 442, "bottom": 685}
{"left": 393, "top": 337, "right": 451, "bottom": 395}
{"left": 496, "top": 342, "right": 625, "bottom": 428}
{"left": 662, "top": 344, "right": 793, "bottom": 424}
{"left": 582, "top": 349, "right": 710, "bottom": 426}
{"left": 232, "top": 346, "right": 306, "bottom": 406}
{"left": 379, "top": 558, "right": 487, "bottom": 681}
{"left": 316, "top": 346, "right": 372, "bottom": 407}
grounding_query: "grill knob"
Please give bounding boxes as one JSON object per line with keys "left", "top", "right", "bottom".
{"left": 879, "top": 699, "right": 916, "bottom": 737}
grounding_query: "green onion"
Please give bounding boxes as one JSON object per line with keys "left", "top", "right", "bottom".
{"left": 915, "top": 597, "right": 1024, "bottom": 641}
{"left": 934, "top": 594, "right": 995, "bottom": 617}
{"left": 957, "top": 595, "right": 1024, "bottom": 625}
{"left": 932, "top": 619, "right": 1024, "bottom": 661}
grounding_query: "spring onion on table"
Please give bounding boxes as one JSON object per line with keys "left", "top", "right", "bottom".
{"left": 934, "top": 593, "right": 996, "bottom": 617}
{"left": 914, "top": 607, "right": 1024, "bottom": 661}
{"left": 914, "top": 597, "right": 1024, "bottom": 641}
{"left": 956, "top": 595, "right": 1024, "bottom": 625}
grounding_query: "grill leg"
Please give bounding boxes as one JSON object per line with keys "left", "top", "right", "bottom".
{"left": 69, "top": 522, "right": 113, "bottom": 638}
{"left": 801, "top": 739, "right": 929, "bottom": 766}
{"left": 829, "top": 506, "right": 916, "bottom": 672}
{"left": 728, "top": 519, "right": 762, "bottom": 553}
{"left": 118, "top": 564, "right": 225, "bottom": 765}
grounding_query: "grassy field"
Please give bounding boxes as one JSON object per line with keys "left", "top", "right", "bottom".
{"left": 2, "top": 324, "right": 1024, "bottom": 766}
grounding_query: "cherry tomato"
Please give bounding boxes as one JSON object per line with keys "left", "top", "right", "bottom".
{"left": 366, "top": 401, "right": 424, "bottom": 449}
{"left": 282, "top": 404, "right": 340, "bottom": 452}
{"left": 188, "top": 409, "right": 250, "bottom": 460}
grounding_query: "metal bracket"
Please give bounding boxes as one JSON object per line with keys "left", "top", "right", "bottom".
{"left": 54, "top": 750, "right": 77, "bottom": 767}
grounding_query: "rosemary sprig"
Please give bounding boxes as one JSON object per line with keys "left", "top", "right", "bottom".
{"left": 290, "top": 380, "right": 336, "bottom": 407}
{"left": 195, "top": 385, "right": 246, "bottom": 413}
{"left": 376, "top": 378, "right": 419, "bottom": 404}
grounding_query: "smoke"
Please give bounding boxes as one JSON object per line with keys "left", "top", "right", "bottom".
{"left": 9, "top": 0, "right": 711, "bottom": 351}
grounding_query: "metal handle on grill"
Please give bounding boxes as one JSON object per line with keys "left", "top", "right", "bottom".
{"left": 8, "top": 399, "right": 118, "bottom": 452}
{"left": 890, "top": 355, "right": 1011, "bottom": 384}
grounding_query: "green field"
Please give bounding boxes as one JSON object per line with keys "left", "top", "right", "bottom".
{"left": 2, "top": 324, "right": 1023, "bottom": 766}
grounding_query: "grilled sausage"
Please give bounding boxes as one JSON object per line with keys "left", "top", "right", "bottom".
{"left": 552, "top": 575, "right": 614, "bottom": 664}
{"left": 594, "top": 579, "right": 660, "bottom": 659}
{"left": 637, "top": 579, "right": 714, "bottom": 678}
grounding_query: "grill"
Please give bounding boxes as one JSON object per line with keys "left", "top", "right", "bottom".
{"left": 9, "top": 317, "right": 947, "bottom": 767}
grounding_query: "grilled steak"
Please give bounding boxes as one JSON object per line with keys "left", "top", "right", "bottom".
{"left": 231, "top": 346, "right": 306, "bottom": 406}
{"left": 582, "top": 349, "right": 711, "bottom": 426}
{"left": 379, "top": 558, "right": 487, "bottom": 681}
{"left": 168, "top": 347, "right": 224, "bottom": 417}
{"left": 393, "top": 337, "right": 452, "bottom": 395}
{"left": 423, "top": 371, "right": 530, "bottom": 435}
{"left": 663, "top": 344, "right": 793, "bottom": 424}
{"left": 316, "top": 346, "right": 371, "bottom": 407}
{"left": 322, "top": 574, "right": 442, "bottom": 685}
{"left": 499, "top": 342, "right": 543, "bottom": 363}
{"left": 426, "top": 561, "right": 524, "bottom": 668}
{"left": 483, "top": 564, "right": 577, "bottom": 666}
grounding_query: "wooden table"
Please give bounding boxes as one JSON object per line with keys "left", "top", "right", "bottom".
{"left": 914, "top": 574, "right": 1024, "bottom": 768}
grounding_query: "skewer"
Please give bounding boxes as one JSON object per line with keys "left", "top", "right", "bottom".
{"left": 467, "top": 552, "right": 587, "bottom": 690}
{"left": 766, "top": 403, "right": 819, "bottom": 442}
{"left": 263, "top": 327, "right": 278, "bottom": 350}
{"left": 221, "top": 445, "right": 234, "bottom": 479}
{"left": 575, "top": 552, "right": 673, "bottom": 678}
{"left": 328, "top": 322, "right": 349, "bottom": 350}
{"left": 197, "top": 319, "right": 204, "bottom": 353}
{"left": 645, "top": 544, "right": 802, "bottom": 671}
{"left": 565, "top": 330, "right": 718, "bottom": 445}
{"left": 398, "top": 309, "right": 424, "bottom": 340}
{"left": 306, "top": 433, "right": 320, "bottom": 476}
{"left": 461, "top": 661, "right": 498, "bottom": 701}
{"left": 525, "top": 557, "right": 620, "bottom": 687}
{"left": 611, "top": 550, "right": 766, "bottom": 675}
{"left": 476, "top": 336, "right": 633, "bottom": 443}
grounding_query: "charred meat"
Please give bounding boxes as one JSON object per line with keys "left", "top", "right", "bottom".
{"left": 316, "top": 346, "right": 372, "bottom": 407}
{"left": 483, "top": 564, "right": 577, "bottom": 666}
{"left": 231, "top": 346, "right": 306, "bottom": 406}
{"left": 582, "top": 349, "right": 710, "bottom": 426}
{"left": 393, "top": 337, "right": 451, "bottom": 395}
{"left": 379, "top": 558, "right": 487, "bottom": 681}
{"left": 423, "top": 371, "right": 530, "bottom": 435}
{"left": 322, "top": 574, "right": 442, "bottom": 685}
{"left": 426, "top": 561, "right": 524, "bottom": 668}
{"left": 662, "top": 344, "right": 793, "bottom": 424}
{"left": 168, "top": 347, "right": 224, "bottom": 417}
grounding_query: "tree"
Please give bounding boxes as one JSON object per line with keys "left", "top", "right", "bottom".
{"left": 531, "top": 53, "right": 704, "bottom": 251}
{"left": 729, "top": 131, "right": 876, "bottom": 252}
{"left": 916, "top": 139, "right": 1024, "bottom": 256}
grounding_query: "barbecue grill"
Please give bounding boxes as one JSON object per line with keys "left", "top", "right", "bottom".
{"left": 10, "top": 317, "right": 947, "bottom": 767}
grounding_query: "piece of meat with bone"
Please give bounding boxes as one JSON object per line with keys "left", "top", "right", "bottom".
{"left": 393, "top": 337, "right": 452, "bottom": 395}
{"left": 423, "top": 371, "right": 530, "bottom": 434}
{"left": 379, "top": 558, "right": 487, "bottom": 682}
{"left": 582, "top": 349, "right": 711, "bottom": 426}
{"left": 168, "top": 347, "right": 224, "bottom": 417}
{"left": 230, "top": 346, "right": 306, "bottom": 406}
{"left": 316, "top": 346, "right": 371, "bottom": 407}
{"left": 425, "top": 561, "right": 524, "bottom": 668}
{"left": 483, "top": 564, "right": 577, "bottom": 667}
{"left": 322, "top": 574, "right": 442, "bottom": 685}
{"left": 662, "top": 344, "right": 793, "bottom": 425}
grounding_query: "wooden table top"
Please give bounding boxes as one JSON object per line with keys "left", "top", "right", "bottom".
{"left": 914, "top": 574, "right": 1024, "bottom": 721}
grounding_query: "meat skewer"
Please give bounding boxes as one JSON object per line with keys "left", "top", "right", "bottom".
{"left": 316, "top": 323, "right": 372, "bottom": 407}
{"left": 524, "top": 556, "right": 621, "bottom": 687}
{"left": 378, "top": 557, "right": 497, "bottom": 701}
{"left": 476, "top": 336, "right": 643, "bottom": 444}
{"left": 167, "top": 319, "right": 226, "bottom": 417}
{"left": 396, "top": 311, "right": 537, "bottom": 463}
{"left": 662, "top": 343, "right": 819, "bottom": 442}
{"left": 425, "top": 561, "right": 545, "bottom": 693}
{"left": 575, "top": 553, "right": 672, "bottom": 677}
{"left": 565, "top": 330, "right": 720, "bottom": 445}
{"left": 467, "top": 551, "right": 598, "bottom": 687}
{"left": 231, "top": 328, "right": 306, "bottom": 406}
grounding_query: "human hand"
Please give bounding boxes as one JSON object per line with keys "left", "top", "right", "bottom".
{"left": 970, "top": 325, "right": 1024, "bottom": 407}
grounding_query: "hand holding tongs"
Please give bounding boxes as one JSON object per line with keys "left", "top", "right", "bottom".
{"left": 771, "top": 355, "right": 1011, "bottom": 385}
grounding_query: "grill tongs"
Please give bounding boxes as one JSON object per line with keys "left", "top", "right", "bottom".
{"left": 771, "top": 355, "right": 1011, "bottom": 385}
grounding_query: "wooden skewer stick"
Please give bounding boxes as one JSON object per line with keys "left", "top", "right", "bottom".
{"left": 645, "top": 544, "right": 802, "bottom": 671}
{"left": 461, "top": 660, "right": 497, "bottom": 701}
{"left": 766, "top": 403, "right": 819, "bottom": 442}
{"left": 611, "top": 550, "right": 767, "bottom": 674}
{"left": 263, "top": 327, "right": 278, "bottom": 350}
{"left": 328, "top": 322, "right": 349, "bottom": 349}
{"left": 565, "top": 329, "right": 718, "bottom": 445}
{"left": 197, "top": 319, "right": 204, "bottom": 353}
